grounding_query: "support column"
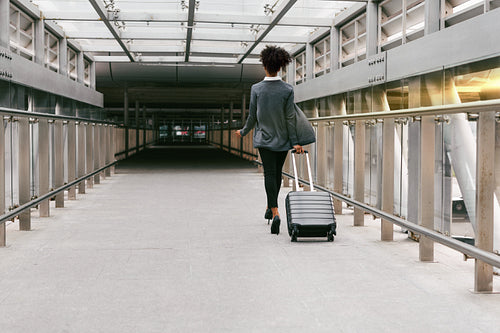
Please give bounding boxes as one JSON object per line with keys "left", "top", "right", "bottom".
{"left": 305, "top": 43, "right": 314, "bottom": 83}
{"left": 59, "top": 37, "right": 68, "bottom": 77}
{"left": 38, "top": 119, "right": 50, "bottom": 216}
{"left": 54, "top": 120, "right": 64, "bottom": 208}
{"left": 77, "top": 122, "right": 86, "bottom": 193}
{"left": 316, "top": 122, "right": 327, "bottom": 187}
{"left": 86, "top": 123, "right": 93, "bottom": 188}
{"left": 330, "top": 27, "right": 339, "bottom": 71}
{"left": 0, "top": 115, "right": 5, "bottom": 245}
{"left": 19, "top": 118, "right": 31, "bottom": 230}
{"left": 407, "top": 78, "right": 421, "bottom": 229}
{"left": 474, "top": 111, "right": 495, "bottom": 293}
{"left": 90, "top": 61, "right": 96, "bottom": 89}
{"left": 333, "top": 120, "right": 344, "bottom": 214}
{"left": 220, "top": 106, "right": 224, "bottom": 149}
{"left": 0, "top": 0, "right": 9, "bottom": 48}
{"left": 35, "top": 18, "right": 45, "bottom": 66}
{"left": 241, "top": 94, "right": 246, "bottom": 158}
{"left": 100, "top": 124, "right": 106, "bottom": 179}
{"left": 77, "top": 52, "right": 84, "bottom": 84}
{"left": 93, "top": 124, "right": 100, "bottom": 184}
{"left": 67, "top": 121, "right": 76, "bottom": 199}
{"left": 142, "top": 105, "right": 147, "bottom": 149}
{"left": 124, "top": 86, "right": 129, "bottom": 157}
{"left": 135, "top": 101, "right": 140, "bottom": 153}
{"left": 105, "top": 125, "right": 111, "bottom": 177}
{"left": 381, "top": 118, "right": 394, "bottom": 241}
{"left": 366, "top": 0, "right": 378, "bottom": 57}
{"left": 354, "top": 120, "right": 366, "bottom": 226}
{"left": 425, "top": 0, "right": 441, "bottom": 34}
{"left": 229, "top": 102, "right": 233, "bottom": 154}
{"left": 420, "top": 116, "right": 435, "bottom": 261}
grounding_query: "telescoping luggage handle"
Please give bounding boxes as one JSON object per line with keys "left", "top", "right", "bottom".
{"left": 291, "top": 149, "right": 314, "bottom": 192}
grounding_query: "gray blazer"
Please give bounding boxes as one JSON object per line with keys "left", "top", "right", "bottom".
{"left": 240, "top": 79, "right": 298, "bottom": 152}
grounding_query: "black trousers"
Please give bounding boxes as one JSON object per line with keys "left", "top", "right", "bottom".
{"left": 258, "top": 148, "right": 288, "bottom": 208}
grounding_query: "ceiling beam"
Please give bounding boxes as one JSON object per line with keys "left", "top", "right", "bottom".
{"left": 81, "top": 44, "right": 261, "bottom": 56}
{"left": 88, "top": 0, "right": 135, "bottom": 62}
{"left": 237, "top": 0, "right": 298, "bottom": 64}
{"left": 43, "top": 11, "right": 333, "bottom": 27}
{"left": 94, "top": 55, "right": 261, "bottom": 65}
{"left": 185, "top": 0, "right": 196, "bottom": 62}
{"left": 67, "top": 31, "right": 308, "bottom": 43}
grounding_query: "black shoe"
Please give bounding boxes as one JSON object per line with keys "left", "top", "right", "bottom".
{"left": 264, "top": 208, "right": 272, "bottom": 224}
{"left": 271, "top": 216, "right": 280, "bottom": 235}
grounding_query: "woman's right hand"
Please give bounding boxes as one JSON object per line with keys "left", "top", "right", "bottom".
{"left": 293, "top": 145, "right": 304, "bottom": 154}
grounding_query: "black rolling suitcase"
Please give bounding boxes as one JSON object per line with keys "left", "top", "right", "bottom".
{"left": 285, "top": 150, "right": 337, "bottom": 242}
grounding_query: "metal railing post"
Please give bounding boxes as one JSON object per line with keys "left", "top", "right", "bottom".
{"left": 86, "top": 124, "right": 94, "bottom": 188}
{"left": 93, "top": 124, "right": 101, "bottom": 184}
{"left": 77, "top": 122, "right": 86, "bottom": 193}
{"left": 38, "top": 119, "right": 50, "bottom": 216}
{"left": 333, "top": 121, "right": 343, "bottom": 214}
{"left": 316, "top": 122, "right": 327, "bottom": 187}
{"left": 354, "top": 120, "right": 365, "bottom": 226}
{"left": 19, "top": 118, "right": 31, "bottom": 230}
{"left": 0, "top": 116, "right": 5, "bottom": 246}
{"left": 100, "top": 124, "right": 106, "bottom": 180}
{"left": 105, "top": 125, "right": 111, "bottom": 177}
{"left": 67, "top": 121, "right": 76, "bottom": 200}
{"left": 381, "top": 118, "right": 394, "bottom": 241}
{"left": 54, "top": 120, "right": 64, "bottom": 208}
{"left": 475, "top": 111, "right": 495, "bottom": 292}
{"left": 420, "top": 115, "right": 435, "bottom": 261}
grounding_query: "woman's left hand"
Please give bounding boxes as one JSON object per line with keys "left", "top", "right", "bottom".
{"left": 234, "top": 130, "right": 242, "bottom": 138}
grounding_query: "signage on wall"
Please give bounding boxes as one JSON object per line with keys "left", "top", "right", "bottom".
{"left": 367, "top": 52, "right": 386, "bottom": 85}
{"left": 0, "top": 48, "right": 13, "bottom": 80}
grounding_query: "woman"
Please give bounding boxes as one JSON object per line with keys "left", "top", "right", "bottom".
{"left": 235, "top": 45, "right": 303, "bottom": 235}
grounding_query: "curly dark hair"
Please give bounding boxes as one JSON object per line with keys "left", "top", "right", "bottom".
{"left": 260, "top": 45, "right": 291, "bottom": 74}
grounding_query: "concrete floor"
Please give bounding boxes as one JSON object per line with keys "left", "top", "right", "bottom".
{"left": 0, "top": 145, "right": 499, "bottom": 333}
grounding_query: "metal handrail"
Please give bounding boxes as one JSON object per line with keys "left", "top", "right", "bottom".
{"left": 0, "top": 106, "right": 119, "bottom": 125}
{"left": 0, "top": 160, "right": 118, "bottom": 225}
{"left": 308, "top": 98, "right": 500, "bottom": 122}
{"left": 253, "top": 159, "right": 500, "bottom": 269}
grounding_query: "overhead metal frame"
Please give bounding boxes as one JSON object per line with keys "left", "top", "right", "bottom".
{"left": 237, "top": 0, "right": 298, "bottom": 64}
{"left": 185, "top": 0, "right": 196, "bottom": 62}
{"left": 88, "top": 0, "right": 135, "bottom": 62}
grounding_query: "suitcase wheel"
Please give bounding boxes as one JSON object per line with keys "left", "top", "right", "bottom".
{"left": 291, "top": 226, "right": 298, "bottom": 242}
{"left": 327, "top": 230, "right": 335, "bottom": 242}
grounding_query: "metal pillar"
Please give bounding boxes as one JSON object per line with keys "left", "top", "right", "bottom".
{"left": 77, "top": 52, "right": 84, "bottom": 84}
{"left": 93, "top": 124, "right": 100, "bottom": 184}
{"left": 330, "top": 27, "right": 339, "bottom": 71}
{"left": 34, "top": 18, "right": 45, "bottom": 66}
{"left": 0, "top": 115, "right": 5, "bottom": 245}
{"left": 67, "top": 121, "right": 76, "bottom": 199}
{"left": 142, "top": 105, "right": 147, "bottom": 149}
{"left": 19, "top": 118, "right": 31, "bottom": 230}
{"left": 354, "top": 120, "right": 365, "bottom": 226}
{"left": 305, "top": 43, "right": 314, "bottom": 83}
{"left": 86, "top": 124, "right": 93, "bottom": 188}
{"left": 38, "top": 119, "right": 50, "bottom": 216}
{"left": 99, "top": 124, "right": 106, "bottom": 179}
{"left": 407, "top": 78, "right": 421, "bottom": 229}
{"left": 220, "top": 106, "right": 224, "bottom": 149}
{"left": 366, "top": 0, "right": 378, "bottom": 57}
{"left": 135, "top": 101, "right": 139, "bottom": 153}
{"left": 420, "top": 116, "right": 435, "bottom": 261}
{"left": 90, "top": 61, "right": 96, "bottom": 89}
{"left": 105, "top": 125, "right": 111, "bottom": 177}
{"left": 59, "top": 38, "right": 68, "bottom": 77}
{"left": 381, "top": 118, "right": 394, "bottom": 240}
{"left": 474, "top": 111, "right": 495, "bottom": 293}
{"left": 425, "top": 0, "right": 441, "bottom": 34}
{"left": 334, "top": 120, "right": 344, "bottom": 214}
{"left": 124, "top": 86, "right": 129, "bottom": 157}
{"left": 241, "top": 94, "right": 246, "bottom": 158}
{"left": 316, "top": 122, "right": 327, "bottom": 187}
{"left": 229, "top": 102, "right": 233, "bottom": 154}
{"left": 54, "top": 120, "right": 64, "bottom": 208}
{"left": 77, "top": 122, "right": 86, "bottom": 193}
{"left": 0, "top": 0, "right": 9, "bottom": 48}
